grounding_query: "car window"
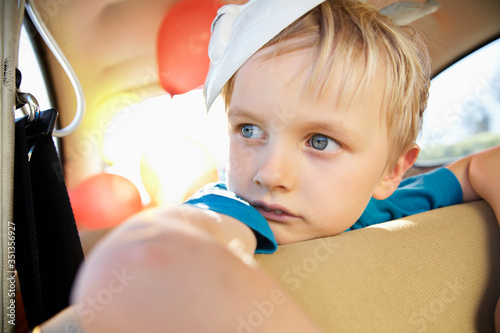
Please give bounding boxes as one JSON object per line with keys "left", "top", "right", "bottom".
{"left": 102, "top": 91, "right": 228, "bottom": 205}
{"left": 416, "top": 38, "right": 500, "bottom": 166}
{"left": 17, "top": 23, "right": 53, "bottom": 119}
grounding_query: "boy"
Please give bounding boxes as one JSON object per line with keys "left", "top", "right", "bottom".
{"left": 69, "top": 0, "right": 500, "bottom": 331}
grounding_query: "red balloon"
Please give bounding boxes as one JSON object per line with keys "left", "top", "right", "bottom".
{"left": 157, "top": 0, "right": 224, "bottom": 96}
{"left": 69, "top": 173, "right": 143, "bottom": 230}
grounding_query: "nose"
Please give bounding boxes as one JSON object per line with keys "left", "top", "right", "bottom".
{"left": 253, "top": 145, "right": 295, "bottom": 191}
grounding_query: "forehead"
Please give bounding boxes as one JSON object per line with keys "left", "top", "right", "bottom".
{"left": 232, "top": 43, "right": 387, "bottom": 117}
{"left": 237, "top": 47, "right": 313, "bottom": 102}
{"left": 230, "top": 46, "right": 388, "bottom": 142}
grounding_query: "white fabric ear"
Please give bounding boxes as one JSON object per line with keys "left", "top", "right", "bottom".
{"left": 204, "top": 0, "right": 326, "bottom": 110}
{"left": 208, "top": 4, "right": 248, "bottom": 64}
{"left": 380, "top": 0, "right": 440, "bottom": 25}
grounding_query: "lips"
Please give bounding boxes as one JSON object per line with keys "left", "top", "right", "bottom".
{"left": 261, "top": 206, "right": 285, "bottom": 215}
{"left": 251, "top": 201, "right": 298, "bottom": 221}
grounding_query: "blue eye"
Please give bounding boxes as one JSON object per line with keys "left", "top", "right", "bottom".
{"left": 241, "top": 124, "right": 264, "bottom": 139}
{"left": 309, "top": 134, "right": 340, "bottom": 151}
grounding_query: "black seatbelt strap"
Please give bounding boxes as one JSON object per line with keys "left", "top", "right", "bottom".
{"left": 14, "top": 111, "right": 84, "bottom": 329}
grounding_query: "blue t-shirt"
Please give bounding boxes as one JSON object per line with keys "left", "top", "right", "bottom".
{"left": 184, "top": 183, "right": 278, "bottom": 254}
{"left": 349, "top": 167, "right": 463, "bottom": 230}
{"left": 184, "top": 167, "right": 463, "bottom": 254}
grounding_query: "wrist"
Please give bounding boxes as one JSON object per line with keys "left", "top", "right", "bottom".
{"left": 171, "top": 205, "right": 258, "bottom": 256}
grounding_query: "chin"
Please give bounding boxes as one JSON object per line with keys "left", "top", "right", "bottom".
{"left": 271, "top": 227, "right": 313, "bottom": 245}
{"left": 270, "top": 228, "right": 296, "bottom": 246}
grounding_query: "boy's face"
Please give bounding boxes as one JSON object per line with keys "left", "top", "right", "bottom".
{"left": 225, "top": 45, "right": 392, "bottom": 244}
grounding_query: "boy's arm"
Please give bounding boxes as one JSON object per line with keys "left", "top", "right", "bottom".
{"left": 70, "top": 205, "right": 322, "bottom": 332}
{"left": 445, "top": 145, "right": 500, "bottom": 220}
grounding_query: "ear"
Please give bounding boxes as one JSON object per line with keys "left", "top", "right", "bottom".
{"left": 373, "top": 144, "right": 420, "bottom": 200}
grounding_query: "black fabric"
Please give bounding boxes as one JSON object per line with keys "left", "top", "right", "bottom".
{"left": 14, "top": 115, "right": 84, "bottom": 328}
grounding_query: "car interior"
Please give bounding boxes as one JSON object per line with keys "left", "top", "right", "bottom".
{"left": 2, "top": 0, "right": 500, "bottom": 332}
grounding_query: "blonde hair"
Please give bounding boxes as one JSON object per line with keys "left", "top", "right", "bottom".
{"left": 222, "top": 0, "right": 431, "bottom": 168}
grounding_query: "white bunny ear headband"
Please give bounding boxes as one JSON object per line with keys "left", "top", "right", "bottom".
{"left": 204, "top": 0, "right": 440, "bottom": 110}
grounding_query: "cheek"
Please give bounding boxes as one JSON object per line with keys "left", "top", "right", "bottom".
{"left": 304, "top": 163, "right": 378, "bottom": 227}
{"left": 226, "top": 142, "right": 253, "bottom": 189}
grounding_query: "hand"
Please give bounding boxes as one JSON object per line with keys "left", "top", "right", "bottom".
{"left": 70, "top": 206, "right": 322, "bottom": 332}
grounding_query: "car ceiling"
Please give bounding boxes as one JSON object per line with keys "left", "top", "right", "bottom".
{"left": 29, "top": 0, "right": 500, "bottom": 188}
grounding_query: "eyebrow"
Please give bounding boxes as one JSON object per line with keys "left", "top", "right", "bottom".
{"left": 228, "top": 106, "right": 252, "bottom": 117}
{"left": 300, "top": 114, "right": 363, "bottom": 139}
{"left": 227, "top": 106, "right": 265, "bottom": 123}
